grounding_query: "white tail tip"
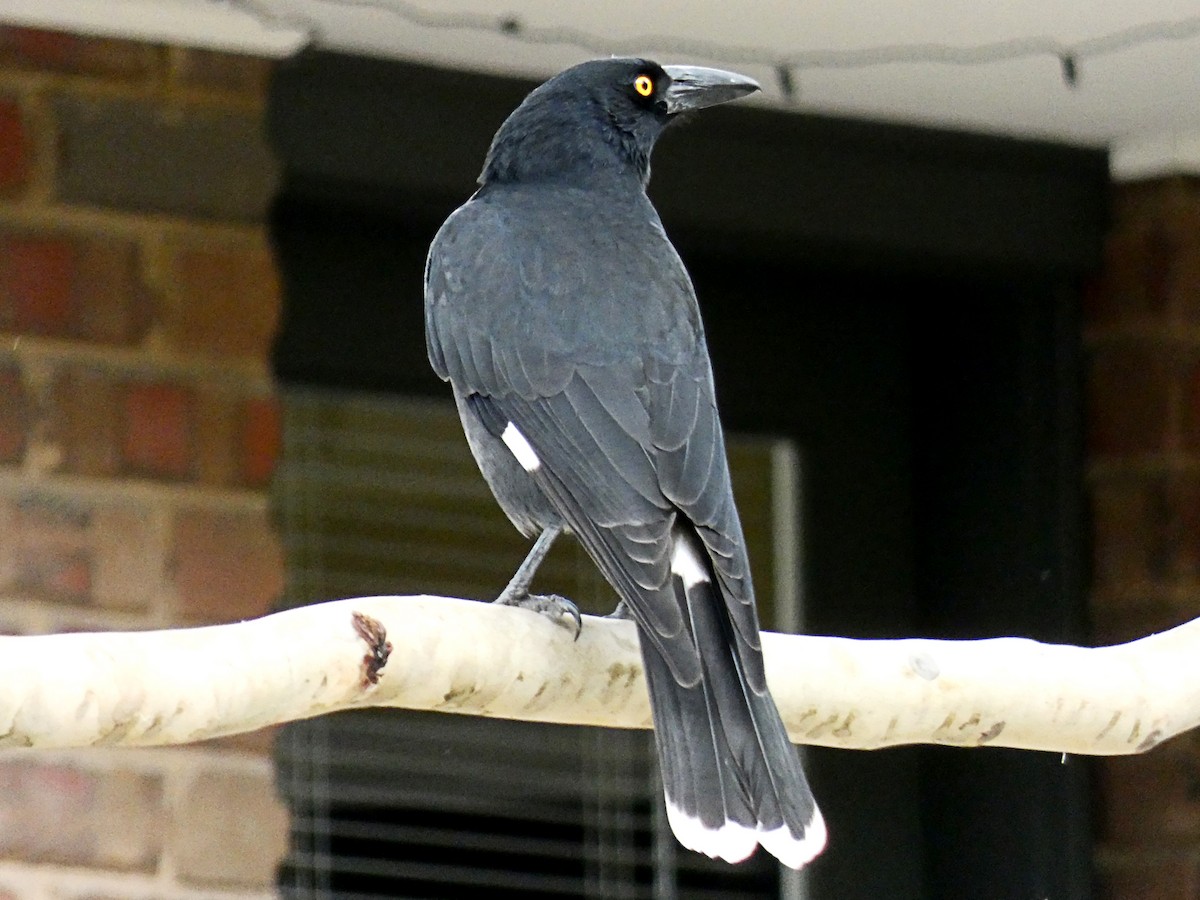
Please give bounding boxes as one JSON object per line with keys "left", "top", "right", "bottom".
{"left": 666, "top": 801, "right": 827, "bottom": 869}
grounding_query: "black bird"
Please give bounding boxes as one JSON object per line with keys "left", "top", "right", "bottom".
{"left": 425, "top": 58, "right": 825, "bottom": 868}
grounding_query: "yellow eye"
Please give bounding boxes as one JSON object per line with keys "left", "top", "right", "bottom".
{"left": 634, "top": 74, "right": 654, "bottom": 97}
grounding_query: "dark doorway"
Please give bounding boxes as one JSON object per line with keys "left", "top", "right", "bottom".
{"left": 269, "top": 50, "right": 1106, "bottom": 899}
{"left": 677, "top": 251, "right": 1090, "bottom": 897}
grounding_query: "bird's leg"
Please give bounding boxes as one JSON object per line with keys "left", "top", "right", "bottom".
{"left": 494, "top": 525, "right": 582, "bottom": 638}
{"left": 606, "top": 601, "right": 634, "bottom": 620}
{"left": 497, "top": 525, "right": 559, "bottom": 599}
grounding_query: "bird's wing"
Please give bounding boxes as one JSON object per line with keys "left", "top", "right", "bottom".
{"left": 644, "top": 356, "right": 767, "bottom": 691}
{"left": 425, "top": 193, "right": 766, "bottom": 690}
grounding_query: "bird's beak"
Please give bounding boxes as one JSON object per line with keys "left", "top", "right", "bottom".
{"left": 661, "top": 65, "right": 760, "bottom": 114}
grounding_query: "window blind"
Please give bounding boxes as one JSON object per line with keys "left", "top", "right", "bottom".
{"left": 273, "top": 387, "right": 800, "bottom": 899}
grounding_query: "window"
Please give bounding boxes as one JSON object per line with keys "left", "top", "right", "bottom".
{"left": 274, "top": 388, "right": 808, "bottom": 898}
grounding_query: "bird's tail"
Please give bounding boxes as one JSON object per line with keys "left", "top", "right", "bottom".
{"left": 640, "top": 576, "right": 826, "bottom": 869}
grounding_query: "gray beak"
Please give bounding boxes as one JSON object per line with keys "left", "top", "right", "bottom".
{"left": 662, "top": 64, "right": 761, "bottom": 114}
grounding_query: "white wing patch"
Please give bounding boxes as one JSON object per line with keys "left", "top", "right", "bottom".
{"left": 670, "top": 534, "right": 711, "bottom": 588}
{"left": 501, "top": 422, "right": 541, "bottom": 472}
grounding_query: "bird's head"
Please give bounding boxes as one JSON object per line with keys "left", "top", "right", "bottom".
{"left": 480, "top": 58, "right": 760, "bottom": 187}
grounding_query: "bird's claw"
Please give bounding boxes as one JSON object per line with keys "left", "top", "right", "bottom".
{"left": 494, "top": 591, "right": 583, "bottom": 640}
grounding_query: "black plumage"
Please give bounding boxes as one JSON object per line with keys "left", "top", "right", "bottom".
{"left": 424, "top": 57, "right": 825, "bottom": 868}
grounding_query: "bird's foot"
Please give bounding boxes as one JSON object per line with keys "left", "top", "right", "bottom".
{"left": 494, "top": 591, "right": 582, "bottom": 640}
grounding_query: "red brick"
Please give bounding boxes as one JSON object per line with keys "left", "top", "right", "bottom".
{"left": 122, "top": 382, "right": 194, "bottom": 479}
{"left": 1092, "top": 478, "right": 1165, "bottom": 587}
{"left": 0, "top": 26, "right": 159, "bottom": 80}
{"left": 49, "top": 367, "right": 121, "bottom": 477}
{"left": 73, "top": 238, "right": 151, "bottom": 344}
{"left": 0, "top": 96, "right": 28, "bottom": 195}
{"left": 0, "top": 363, "right": 28, "bottom": 463}
{"left": 1090, "top": 602, "right": 1195, "bottom": 647}
{"left": 242, "top": 395, "right": 280, "bottom": 487}
{"left": 1169, "top": 228, "right": 1200, "bottom": 326}
{"left": 194, "top": 390, "right": 238, "bottom": 487}
{"left": 92, "top": 504, "right": 167, "bottom": 612}
{"left": 1097, "top": 854, "right": 1200, "bottom": 900}
{"left": 0, "top": 232, "right": 148, "bottom": 344}
{"left": 166, "top": 243, "right": 279, "bottom": 359}
{"left": 170, "top": 47, "right": 274, "bottom": 96}
{"left": 0, "top": 236, "right": 75, "bottom": 335}
{"left": 0, "top": 496, "right": 14, "bottom": 595}
{"left": 173, "top": 508, "right": 283, "bottom": 623}
{"left": 1091, "top": 474, "right": 1200, "bottom": 586}
{"left": 1099, "top": 734, "right": 1200, "bottom": 845}
{"left": 170, "top": 767, "right": 287, "bottom": 887}
{"left": 1110, "top": 179, "right": 1171, "bottom": 227}
{"left": 1182, "top": 359, "right": 1200, "bottom": 453}
{"left": 1113, "top": 177, "right": 1200, "bottom": 230}
{"left": 3, "top": 491, "right": 93, "bottom": 604}
{"left": 56, "top": 96, "right": 277, "bottom": 221}
{"left": 193, "top": 388, "right": 283, "bottom": 490}
{"left": 1106, "top": 178, "right": 1200, "bottom": 326}
{"left": 0, "top": 759, "right": 162, "bottom": 870}
{"left": 41, "top": 551, "right": 90, "bottom": 598}
{"left": 1087, "top": 343, "right": 1174, "bottom": 456}
{"left": 1165, "top": 473, "right": 1200, "bottom": 579}
{"left": 1084, "top": 225, "right": 1173, "bottom": 327}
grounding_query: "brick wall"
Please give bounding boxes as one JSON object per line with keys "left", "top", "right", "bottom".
{"left": 1087, "top": 177, "right": 1200, "bottom": 898}
{"left": 0, "top": 26, "right": 286, "bottom": 900}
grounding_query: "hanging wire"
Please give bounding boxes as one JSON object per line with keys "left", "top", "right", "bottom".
{"left": 1060, "top": 53, "right": 1079, "bottom": 87}
{"left": 228, "top": 0, "right": 1200, "bottom": 81}
{"left": 775, "top": 64, "right": 797, "bottom": 103}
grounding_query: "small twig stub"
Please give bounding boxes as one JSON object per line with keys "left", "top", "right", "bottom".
{"left": 351, "top": 611, "right": 393, "bottom": 687}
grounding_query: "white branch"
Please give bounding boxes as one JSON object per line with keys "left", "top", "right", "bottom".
{"left": 0, "top": 595, "right": 1196, "bottom": 754}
